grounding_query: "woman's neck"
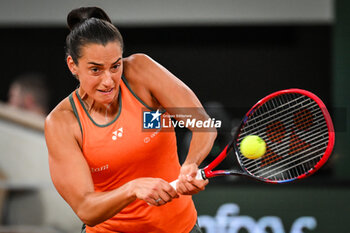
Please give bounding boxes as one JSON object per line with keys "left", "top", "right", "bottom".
{"left": 78, "top": 88, "right": 119, "bottom": 124}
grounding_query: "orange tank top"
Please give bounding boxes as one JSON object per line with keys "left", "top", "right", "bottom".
{"left": 69, "top": 76, "right": 197, "bottom": 233}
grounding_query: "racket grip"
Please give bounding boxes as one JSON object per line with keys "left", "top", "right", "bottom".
{"left": 169, "top": 169, "right": 204, "bottom": 191}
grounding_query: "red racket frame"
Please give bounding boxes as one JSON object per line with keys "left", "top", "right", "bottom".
{"left": 201, "top": 89, "right": 335, "bottom": 183}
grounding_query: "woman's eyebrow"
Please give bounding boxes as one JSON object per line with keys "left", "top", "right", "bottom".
{"left": 88, "top": 57, "right": 122, "bottom": 66}
{"left": 112, "top": 57, "right": 122, "bottom": 64}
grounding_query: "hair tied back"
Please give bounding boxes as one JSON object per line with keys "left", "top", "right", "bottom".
{"left": 67, "top": 6, "right": 112, "bottom": 31}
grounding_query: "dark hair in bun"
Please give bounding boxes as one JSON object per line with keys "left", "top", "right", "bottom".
{"left": 65, "top": 7, "right": 124, "bottom": 64}
{"left": 67, "top": 7, "right": 112, "bottom": 30}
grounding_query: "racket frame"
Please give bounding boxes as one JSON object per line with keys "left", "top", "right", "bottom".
{"left": 199, "top": 88, "right": 335, "bottom": 183}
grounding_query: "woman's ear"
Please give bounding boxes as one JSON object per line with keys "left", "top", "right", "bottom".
{"left": 67, "top": 56, "right": 78, "bottom": 78}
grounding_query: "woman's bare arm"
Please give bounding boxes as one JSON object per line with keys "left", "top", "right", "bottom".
{"left": 45, "top": 101, "right": 177, "bottom": 226}
{"left": 124, "top": 54, "right": 217, "bottom": 195}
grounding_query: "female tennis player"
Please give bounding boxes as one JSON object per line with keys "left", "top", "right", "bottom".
{"left": 45, "top": 6, "right": 216, "bottom": 233}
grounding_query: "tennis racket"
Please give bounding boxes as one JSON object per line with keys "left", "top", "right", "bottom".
{"left": 170, "top": 88, "right": 334, "bottom": 188}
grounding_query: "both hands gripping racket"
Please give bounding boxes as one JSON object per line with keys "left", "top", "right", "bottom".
{"left": 170, "top": 88, "right": 335, "bottom": 188}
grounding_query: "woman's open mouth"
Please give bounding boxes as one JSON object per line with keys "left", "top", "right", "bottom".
{"left": 98, "top": 88, "right": 114, "bottom": 94}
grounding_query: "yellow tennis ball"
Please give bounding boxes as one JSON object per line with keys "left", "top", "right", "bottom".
{"left": 240, "top": 135, "right": 266, "bottom": 159}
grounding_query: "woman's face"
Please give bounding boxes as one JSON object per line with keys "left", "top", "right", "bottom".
{"left": 68, "top": 41, "right": 123, "bottom": 105}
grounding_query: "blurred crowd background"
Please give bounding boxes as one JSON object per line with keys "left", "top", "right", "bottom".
{"left": 0, "top": 0, "right": 349, "bottom": 233}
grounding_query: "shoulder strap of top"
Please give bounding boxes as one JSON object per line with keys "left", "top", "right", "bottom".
{"left": 121, "top": 75, "right": 156, "bottom": 111}
{"left": 69, "top": 91, "right": 83, "bottom": 135}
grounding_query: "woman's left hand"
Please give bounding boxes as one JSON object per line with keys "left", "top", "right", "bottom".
{"left": 176, "top": 163, "right": 209, "bottom": 195}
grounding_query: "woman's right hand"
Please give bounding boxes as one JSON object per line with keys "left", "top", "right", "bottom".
{"left": 130, "top": 178, "right": 179, "bottom": 206}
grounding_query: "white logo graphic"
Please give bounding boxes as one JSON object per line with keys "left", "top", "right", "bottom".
{"left": 112, "top": 127, "right": 123, "bottom": 140}
{"left": 162, "top": 116, "right": 221, "bottom": 129}
{"left": 199, "top": 203, "right": 317, "bottom": 233}
{"left": 143, "top": 109, "right": 162, "bottom": 129}
{"left": 91, "top": 164, "right": 109, "bottom": 173}
{"left": 144, "top": 128, "right": 162, "bottom": 143}
{"left": 151, "top": 109, "right": 162, "bottom": 122}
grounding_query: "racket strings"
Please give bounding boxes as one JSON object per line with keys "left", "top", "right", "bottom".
{"left": 246, "top": 95, "right": 305, "bottom": 124}
{"left": 246, "top": 93, "right": 304, "bottom": 128}
{"left": 240, "top": 97, "right": 316, "bottom": 136}
{"left": 250, "top": 101, "right": 327, "bottom": 174}
{"left": 237, "top": 93, "right": 329, "bottom": 182}
{"left": 244, "top": 105, "right": 319, "bottom": 141}
{"left": 241, "top": 101, "right": 324, "bottom": 164}
{"left": 251, "top": 120, "right": 327, "bottom": 178}
{"left": 250, "top": 136, "right": 328, "bottom": 176}
{"left": 242, "top": 113, "right": 327, "bottom": 162}
{"left": 245, "top": 108, "right": 324, "bottom": 145}
{"left": 264, "top": 146, "right": 327, "bottom": 179}
{"left": 243, "top": 124, "right": 328, "bottom": 170}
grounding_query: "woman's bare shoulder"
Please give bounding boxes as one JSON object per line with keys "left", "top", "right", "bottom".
{"left": 123, "top": 53, "right": 151, "bottom": 68}
{"left": 123, "top": 53, "right": 156, "bottom": 82}
{"left": 45, "top": 96, "right": 79, "bottom": 132}
{"left": 122, "top": 54, "right": 163, "bottom": 109}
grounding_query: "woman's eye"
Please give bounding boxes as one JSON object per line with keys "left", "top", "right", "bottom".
{"left": 91, "top": 68, "right": 99, "bottom": 73}
{"left": 111, "top": 64, "right": 120, "bottom": 71}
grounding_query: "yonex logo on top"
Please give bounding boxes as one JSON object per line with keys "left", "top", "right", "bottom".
{"left": 112, "top": 127, "right": 123, "bottom": 140}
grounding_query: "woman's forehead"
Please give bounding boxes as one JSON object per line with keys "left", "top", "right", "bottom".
{"left": 80, "top": 42, "right": 122, "bottom": 64}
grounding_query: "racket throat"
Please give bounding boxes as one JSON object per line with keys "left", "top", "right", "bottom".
{"left": 197, "top": 169, "right": 207, "bottom": 180}
{"left": 205, "top": 167, "right": 246, "bottom": 178}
